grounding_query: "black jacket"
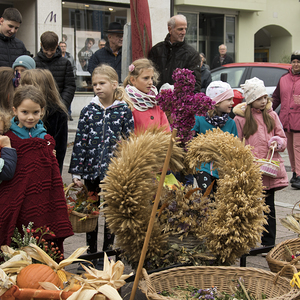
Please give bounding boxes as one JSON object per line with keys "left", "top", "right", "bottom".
{"left": 44, "top": 106, "right": 68, "bottom": 174}
{"left": 148, "top": 34, "right": 201, "bottom": 92}
{"left": 88, "top": 42, "right": 122, "bottom": 82}
{"left": 200, "top": 65, "right": 212, "bottom": 94}
{"left": 211, "top": 54, "right": 234, "bottom": 70}
{"left": 34, "top": 47, "right": 76, "bottom": 109}
{"left": 0, "top": 33, "right": 27, "bottom": 67}
{"left": 0, "top": 147, "right": 17, "bottom": 181}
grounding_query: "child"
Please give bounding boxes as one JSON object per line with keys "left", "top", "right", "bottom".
{"left": 34, "top": 31, "right": 76, "bottom": 111}
{"left": 69, "top": 64, "right": 134, "bottom": 263}
{"left": 192, "top": 81, "right": 237, "bottom": 192}
{"left": 233, "top": 77, "right": 288, "bottom": 247}
{"left": 0, "top": 85, "right": 73, "bottom": 252}
{"left": 0, "top": 112, "right": 17, "bottom": 183}
{"left": 20, "top": 69, "right": 68, "bottom": 173}
{"left": 0, "top": 67, "right": 15, "bottom": 113}
{"left": 12, "top": 55, "right": 36, "bottom": 74}
{"left": 123, "top": 58, "right": 170, "bottom": 132}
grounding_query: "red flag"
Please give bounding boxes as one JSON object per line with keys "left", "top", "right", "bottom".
{"left": 130, "top": 0, "right": 152, "bottom": 61}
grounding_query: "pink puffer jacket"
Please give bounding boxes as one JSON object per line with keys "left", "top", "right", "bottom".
{"left": 272, "top": 68, "right": 300, "bottom": 132}
{"left": 233, "top": 101, "right": 288, "bottom": 191}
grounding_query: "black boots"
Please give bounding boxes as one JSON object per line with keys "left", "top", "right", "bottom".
{"left": 290, "top": 172, "right": 297, "bottom": 184}
{"left": 291, "top": 175, "right": 300, "bottom": 189}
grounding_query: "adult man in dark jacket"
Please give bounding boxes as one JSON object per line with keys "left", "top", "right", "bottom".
{"left": 88, "top": 22, "right": 123, "bottom": 82}
{"left": 148, "top": 14, "right": 201, "bottom": 92}
{"left": 34, "top": 31, "right": 76, "bottom": 110}
{"left": 211, "top": 44, "right": 234, "bottom": 70}
{"left": 0, "top": 8, "right": 27, "bottom": 67}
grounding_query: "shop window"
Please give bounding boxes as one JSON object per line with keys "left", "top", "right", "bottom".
{"left": 62, "top": 2, "right": 129, "bottom": 92}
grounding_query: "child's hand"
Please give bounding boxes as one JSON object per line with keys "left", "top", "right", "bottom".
{"left": 270, "top": 141, "right": 278, "bottom": 149}
{"left": 0, "top": 136, "right": 11, "bottom": 148}
{"left": 73, "top": 178, "right": 83, "bottom": 187}
{"left": 53, "top": 149, "right": 56, "bottom": 157}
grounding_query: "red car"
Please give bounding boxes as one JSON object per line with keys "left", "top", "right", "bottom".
{"left": 211, "top": 62, "right": 291, "bottom": 98}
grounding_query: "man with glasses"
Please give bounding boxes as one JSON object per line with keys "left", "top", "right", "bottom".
{"left": 88, "top": 22, "right": 123, "bottom": 82}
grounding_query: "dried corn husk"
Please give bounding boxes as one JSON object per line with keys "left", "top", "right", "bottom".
{"left": 280, "top": 215, "right": 300, "bottom": 235}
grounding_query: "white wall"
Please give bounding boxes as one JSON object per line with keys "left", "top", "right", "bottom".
{"left": 36, "top": 0, "right": 62, "bottom": 53}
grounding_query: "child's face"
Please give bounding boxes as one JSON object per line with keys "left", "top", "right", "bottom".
{"left": 216, "top": 98, "right": 234, "bottom": 115}
{"left": 41, "top": 45, "right": 58, "bottom": 59}
{"left": 92, "top": 74, "right": 117, "bottom": 106}
{"left": 13, "top": 99, "right": 44, "bottom": 129}
{"left": 15, "top": 66, "right": 26, "bottom": 74}
{"left": 252, "top": 95, "right": 268, "bottom": 110}
{"left": 130, "top": 68, "right": 154, "bottom": 94}
{"left": 0, "top": 121, "right": 4, "bottom": 135}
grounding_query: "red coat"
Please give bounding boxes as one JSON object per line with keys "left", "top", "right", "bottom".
{"left": 272, "top": 68, "right": 300, "bottom": 132}
{"left": 0, "top": 131, "right": 73, "bottom": 247}
{"left": 233, "top": 102, "right": 288, "bottom": 191}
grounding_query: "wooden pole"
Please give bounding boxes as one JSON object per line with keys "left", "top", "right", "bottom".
{"left": 130, "top": 129, "right": 177, "bottom": 300}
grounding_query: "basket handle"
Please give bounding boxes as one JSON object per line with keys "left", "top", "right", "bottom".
{"left": 266, "top": 146, "right": 275, "bottom": 162}
{"left": 292, "top": 200, "right": 300, "bottom": 216}
{"left": 274, "top": 264, "right": 298, "bottom": 284}
{"left": 64, "top": 182, "right": 89, "bottom": 198}
{"left": 139, "top": 268, "right": 158, "bottom": 296}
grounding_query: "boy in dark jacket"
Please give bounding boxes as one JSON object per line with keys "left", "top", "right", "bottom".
{"left": 34, "top": 31, "right": 76, "bottom": 110}
{"left": 0, "top": 8, "right": 27, "bottom": 67}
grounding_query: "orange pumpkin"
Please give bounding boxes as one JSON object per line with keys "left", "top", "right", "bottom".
{"left": 17, "top": 264, "right": 63, "bottom": 289}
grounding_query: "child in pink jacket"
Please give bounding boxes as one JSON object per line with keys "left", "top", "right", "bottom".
{"left": 233, "top": 77, "right": 288, "bottom": 248}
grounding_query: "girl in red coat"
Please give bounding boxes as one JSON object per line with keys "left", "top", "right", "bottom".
{"left": 124, "top": 58, "right": 170, "bottom": 133}
{"left": 0, "top": 85, "right": 73, "bottom": 253}
{"left": 233, "top": 77, "right": 288, "bottom": 248}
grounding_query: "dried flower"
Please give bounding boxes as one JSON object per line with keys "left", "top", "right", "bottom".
{"left": 128, "top": 64, "right": 135, "bottom": 72}
{"left": 157, "top": 68, "right": 215, "bottom": 147}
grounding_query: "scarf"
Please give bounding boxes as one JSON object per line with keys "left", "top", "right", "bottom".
{"left": 205, "top": 113, "right": 229, "bottom": 128}
{"left": 125, "top": 85, "right": 158, "bottom": 111}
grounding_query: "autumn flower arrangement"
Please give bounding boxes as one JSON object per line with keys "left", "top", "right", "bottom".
{"left": 156, "top": 68, "right": 214, "bottom": 147}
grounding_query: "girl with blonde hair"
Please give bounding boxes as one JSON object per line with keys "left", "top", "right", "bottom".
{"left": 0, "top": 67, "right": 15, "bottom": 114}
{"left": 20, "top": 69, "right": 68, "bottom": 173}
{"left": 124, "top": 58, "right": 169, "bottom": 132}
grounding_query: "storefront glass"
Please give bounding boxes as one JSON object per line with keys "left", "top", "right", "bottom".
{"left": 62, "top": 1, "right": 129, "bottom": 92}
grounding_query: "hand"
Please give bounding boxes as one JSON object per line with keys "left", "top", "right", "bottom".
{"left": 0, "top": 136, "right": 11, "bottom": 148}
{"left": 73, "top": 178, "right": 83, "bottom": 187}
{"left": 53, "top": 149, "right": 56, "bottom": 157}
{"left": 270, "top": 141, "right": 278, "bottom": 149}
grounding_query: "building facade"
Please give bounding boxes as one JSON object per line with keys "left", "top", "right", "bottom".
{"left": 2, "top": 0, "right": 299, "bottom": 115}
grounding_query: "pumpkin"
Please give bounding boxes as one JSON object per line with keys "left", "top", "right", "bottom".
{"left": 17, "top": 264, "right": 63, "bottom": 289}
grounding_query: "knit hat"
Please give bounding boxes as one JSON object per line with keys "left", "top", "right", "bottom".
{"left": 206, "top": 81, "right": 234, "bottom": 104}
{"left": 240, "top": 77, "right": 268, "bottom": 105}
{"left": 12, "top": 55, "right": 36, "bottom": 70}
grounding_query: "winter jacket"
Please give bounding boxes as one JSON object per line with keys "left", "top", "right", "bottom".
{"left": 200, "top": 65, "right": 212, "bottom": 94}
{"left": 44, "top": 107, "right": 68, "bottom": 173}
{"left": 148, "top": 34, "right": 201, "bottom": 92}
{"left": 0, "top": 33, "right": 27, "bottom": 67}
{"left": 87, "top": 42, "right": 122, "bottom": 82}
{"left": 192, "top": 115, "right": 237, "bottom": 178}
{"left": 0, "top": 147, "right": 17, "bottom": 182}
{"left": 69, "top": 96, "right": 134, "bottom": 181}
{"left": 233, "top": 101, "right": 288, "bottom": 191}
{"left": 34, "top": 47, "right": 76, "bottom": 109}
{"left": 211, "top": 54, "right": 233, "bottom": 70}
{"left": 272, "top": 68, "right": 300, "bottom": 132}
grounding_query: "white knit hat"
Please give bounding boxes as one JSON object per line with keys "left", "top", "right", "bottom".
{"left": 240, "top": 77, "right": 268, "bottom": 105}
{"left": 206, "top": 81, "right": 234, "bottom": 104}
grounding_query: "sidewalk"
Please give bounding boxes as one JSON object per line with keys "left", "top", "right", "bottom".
{"left": 62, "top": 117, "right": 300, "bottom": 299}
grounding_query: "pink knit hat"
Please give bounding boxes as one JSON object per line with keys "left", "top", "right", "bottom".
{"left": 206, "top": 81, "right": 234, "bottom": 104}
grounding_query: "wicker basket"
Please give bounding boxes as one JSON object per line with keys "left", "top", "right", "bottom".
{"left": 140, "top": 266, "right": 300, "bottom": 300}
{"left": 65, "top": 183, "right": 99, "bottom": 233}
{"left": 254, "top": 147, "right": 280, "bottom": 178}
{"left": 266, "top": 238, "right": 300, "bottom": 279}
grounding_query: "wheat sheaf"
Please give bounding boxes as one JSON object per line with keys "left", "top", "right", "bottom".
{"left": 100, "top": 128, "right": 185, "bottom": 266}
{"left": 186, "top": 128, "right": 269, "bottom": 264}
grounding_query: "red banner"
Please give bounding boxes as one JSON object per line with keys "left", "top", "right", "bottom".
{"left": 130, "top": 0, "right": 152, "bottom": 61}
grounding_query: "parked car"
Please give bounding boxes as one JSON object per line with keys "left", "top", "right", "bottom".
{"left": 210, "top": 62, "right": 291, "bottom": 98}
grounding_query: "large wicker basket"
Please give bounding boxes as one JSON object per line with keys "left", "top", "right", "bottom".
{"left": 140, "top": 266, "right": 300, "bottom": 300}
{"left": 65, "top": 183, "right": 99, "bottom": 233}
{"left": 266, "top": 237, "right": 300, "bottom": 279}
